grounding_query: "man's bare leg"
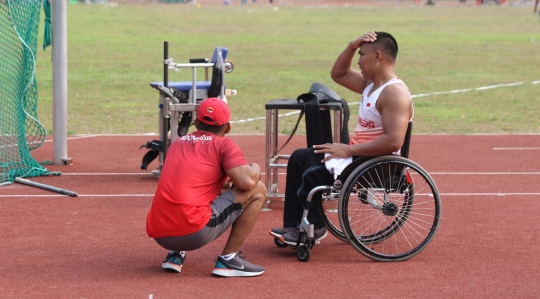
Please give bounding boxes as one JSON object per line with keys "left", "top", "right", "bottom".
{"left": 221, "top": 181, "right": 266, "bottom": 255}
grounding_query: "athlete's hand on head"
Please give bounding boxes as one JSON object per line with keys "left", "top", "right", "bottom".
{"left": 351, "top": 31, "right": 377, "bottom": 49}
{"left": 313, "top": 143, "right": 352, "bottom": 163}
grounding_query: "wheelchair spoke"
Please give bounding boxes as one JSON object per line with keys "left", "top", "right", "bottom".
{"left": 320, "top": 193, "right": 348, "bottom": 242}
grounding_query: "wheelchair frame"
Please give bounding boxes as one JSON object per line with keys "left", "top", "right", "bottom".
{"left": 274, "top": 123, "right": 442, "bottom": 262}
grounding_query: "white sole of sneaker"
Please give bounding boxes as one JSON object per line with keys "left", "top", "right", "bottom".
{"left": 280, "top": 231, "right": 328, "bottom": 246}
{"left": 269, "top": 231, "right": 281, "bottom": 238}
{"left": 268, "top": 229, "right": 294, "bottom": 238}
{"left": 212, "top": 268, "right": 265, "bottom": 277}
{"left": 162, "top": 262, "right": 182, "bottom": 273}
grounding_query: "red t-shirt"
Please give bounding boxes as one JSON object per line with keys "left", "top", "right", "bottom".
{"left": 146, "top": 130, "right": 247, "bottom": 238}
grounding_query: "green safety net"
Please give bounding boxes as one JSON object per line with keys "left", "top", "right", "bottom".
{"left": 43, "top": 0, "right": 51, "bottom": 51}
{"left": 0, "top": 0, "right": 49, "bottom": 185}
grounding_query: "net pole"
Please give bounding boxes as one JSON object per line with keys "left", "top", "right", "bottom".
{"left": 52, "top": 0, "right": 68, "bottom": 165}
{"left": 15, "top": 177, "right": 78, "bottom": 197}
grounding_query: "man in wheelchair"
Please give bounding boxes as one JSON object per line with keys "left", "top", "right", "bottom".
{"left": 269, "top": 31, "right": 414, "bottom": 246}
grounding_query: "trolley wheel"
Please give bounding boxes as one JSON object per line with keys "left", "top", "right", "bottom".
{"left": 296, "top": 245, "right": 311, "bottom": 262}
{"left": 224, "top": 60, "right": 235, "bottom": 73}
{"left": 274, "top": 237, "right": 288, "bottom": 248}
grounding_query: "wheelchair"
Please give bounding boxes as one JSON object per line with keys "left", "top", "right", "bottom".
{"left": 274, "top": 122, "right": 442, "bottom": 262}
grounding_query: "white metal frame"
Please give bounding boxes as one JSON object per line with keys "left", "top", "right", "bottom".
{"left": 153, "top": 48, "right": 232, "bottom": 178}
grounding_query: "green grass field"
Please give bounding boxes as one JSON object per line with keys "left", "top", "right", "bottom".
{"left": 34, "top": 1, "right": 540, "bottom": 135}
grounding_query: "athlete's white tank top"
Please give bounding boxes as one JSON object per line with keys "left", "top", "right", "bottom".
{"left": 351, "top": 77, "right": 413, "bottom": 145}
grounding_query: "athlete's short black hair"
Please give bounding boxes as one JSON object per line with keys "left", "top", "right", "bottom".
{"left": 373, "top": 31, "right": 398, "bottom": 61}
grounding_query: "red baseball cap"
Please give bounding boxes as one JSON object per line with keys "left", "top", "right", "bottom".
{"left": 197, "top": 98, "right": 230, "bottom": 126}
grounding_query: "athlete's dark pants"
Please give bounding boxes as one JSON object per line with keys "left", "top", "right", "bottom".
{"left": 282, "top": 148, "right": 334, "bottom": 230}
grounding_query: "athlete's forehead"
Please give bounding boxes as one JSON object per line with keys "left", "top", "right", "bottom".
{"left": 359, "top": 43, "right": 376, "bottom": 54}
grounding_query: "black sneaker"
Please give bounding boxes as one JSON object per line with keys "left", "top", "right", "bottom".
{"left": 269, "top": 227, "right": 295, "bottom": 238}
{"left": 162, "top": 251, "right": 185, "bottom": 273}
{"left": 212, "top": 251, "right": 265, "bottom": 277}
{"left": 280, "top": 227, "right": 327, "bottom": 246}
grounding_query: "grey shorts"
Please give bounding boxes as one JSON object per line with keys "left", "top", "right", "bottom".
{"left": 154, "top": 190, "right": 243, "bottom": 251}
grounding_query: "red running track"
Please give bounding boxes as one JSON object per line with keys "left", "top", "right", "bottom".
{"left": 1, "top": 134, "right": 539, "bottom": 298}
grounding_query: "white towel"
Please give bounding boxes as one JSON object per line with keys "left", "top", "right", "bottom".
{"left": 324, "top": 154, "right": 353, "bottom": 179}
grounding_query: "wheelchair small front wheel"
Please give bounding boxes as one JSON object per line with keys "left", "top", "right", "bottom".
{"left": 274, "top": 237, "right": 288, "bottom": 248}
{"left": 296, "top": 245, "right": 311, "bottom": 262}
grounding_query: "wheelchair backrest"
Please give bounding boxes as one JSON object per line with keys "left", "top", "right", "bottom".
{"left": 400, "top": 122, "right": 413, "bottom": 159}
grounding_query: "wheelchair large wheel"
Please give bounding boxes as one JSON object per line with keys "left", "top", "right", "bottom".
{"left": 338, "top": 156, "right": 441, "bottom": 262}
{"left": 320, "top": 196, "right": 348, "bottom": 242}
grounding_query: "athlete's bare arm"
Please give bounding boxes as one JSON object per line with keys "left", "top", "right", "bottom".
{"left": 330, "top": 32, "right": 377, "bottom": 94}
{"left": 314, "top": 84, "right": 412, "bottom": 162}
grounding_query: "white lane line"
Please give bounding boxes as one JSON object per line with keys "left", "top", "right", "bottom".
{"left": 264, "top": 172, "right": 540, "bottom": 176}
{"left": 228, "top": 79, "right": 540, "bottom": 124}
{"left": 51, "top": 171, "right": 540, "bottom": 176}
{"left": 440, "top": 193, "right": 540, "bottom": 196}
{"left": 2, "top": 193, "right": 540, "bottom": 198}
{"left": 10, "top": 172, "right": 540, "bottom": 179}
{"left": 0, "top": 192, "right": 540, "bottom": 198}
{"left": 474, "top": 81, "right": 524, "bottom": 90}
{"left": 429, "top": 172, "right": 540, "bottom": 175}
{"left": 0, "top": 194, "right": 154, "bottom": 198}
{"left": 59, "top": 173, "right": 154, "bottom": 176}
{"left": 493, "top": 147, "right": 540, "bottom": 150}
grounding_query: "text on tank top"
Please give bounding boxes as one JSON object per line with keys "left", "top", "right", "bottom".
{"left": 351, "top": 77, "right": 411, "bottom": 145}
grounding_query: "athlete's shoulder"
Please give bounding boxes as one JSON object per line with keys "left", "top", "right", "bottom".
{"left": 381, "top": 80, "right": 410, "bottom": 98}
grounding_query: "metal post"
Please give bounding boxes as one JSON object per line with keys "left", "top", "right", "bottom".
{"left": 333, "top": 109, "right": 342, "bottom": 143}
{"left": 164, "top": 42, "right": 168, "bottom": 89}
{"left": 263, "top": 108, "right": 273, "bottom": 210}
{"left": 160, "top": 41, "right": 169, "bottom": 166}
{"left": 52, "top": 0, "right": 68, "bottom": 165}
{"left": 271, "top": 108, "right": 279, "bottom": 191}
{"left": 191, "top": 67, "right": 197, "bottom": 104}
